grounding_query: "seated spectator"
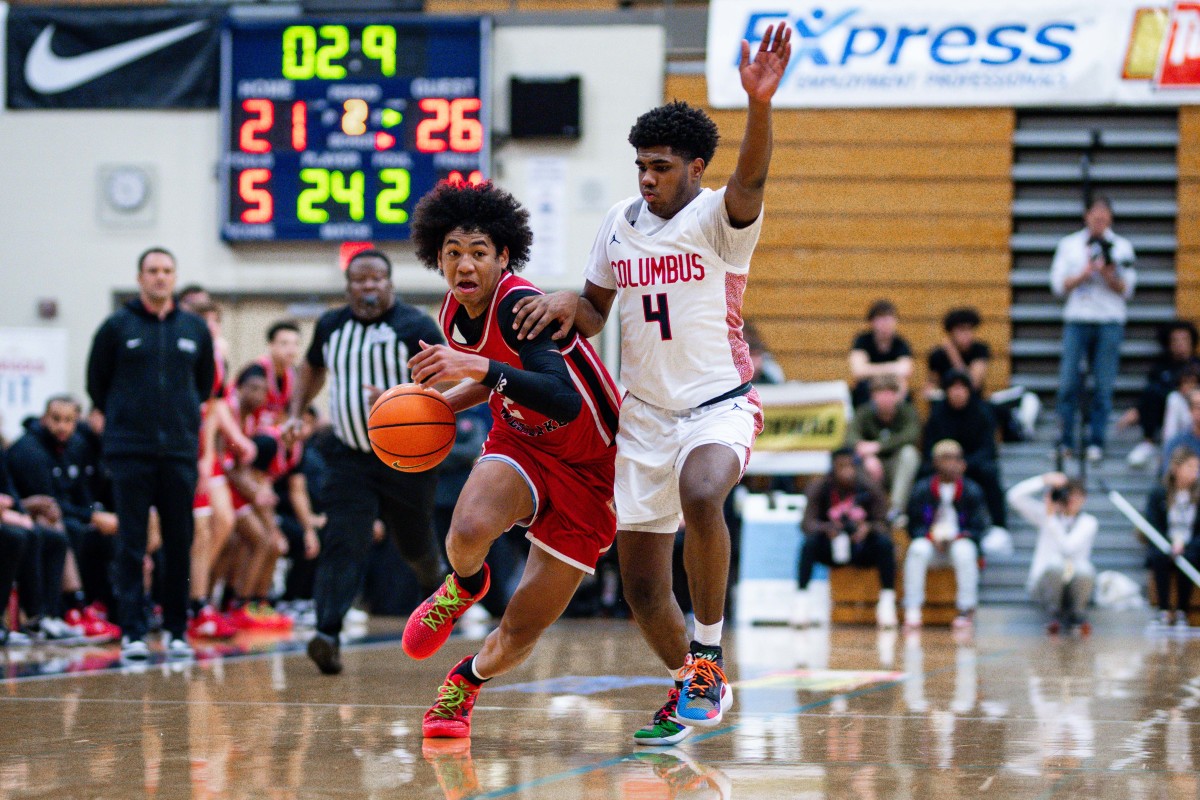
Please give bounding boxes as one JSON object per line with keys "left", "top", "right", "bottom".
{"left": 846, "top": 374, "right": 921, "bottom": 522}
{"left": 905, "top": 439, "right": 989, "bottom": 630}
{"left": 922, "top": 370, "right": 1008, "bottom": 533}
{"left": 1144, "top": 447, "right": 1200, "bottom": 627}
{"left": 1163, "top": 363, "right": 1200, "bottom": 447}
{"left": 275, "top": 406, "right": 327, "bottom": 619}
{"left": 744, "top": 320, "right": 786, "bottom": 385}
{"left": 1162, "top": 390, "right": 1200, "bottom": 476}
{"left": 6, "top": 397, "right": 119, "bottom": 639}
{"left": 793, "top": 448, "right": 897, "bottom": 628}
{"left": 1008, "top": 472, "right": 1096, "bottom": 635}
{"left": 926, "top": 307, "right": 1039, "bottom": 441}
{"left": 1122, "top": 321, "right": 1200, "bottom": 468}
{"left": 0, "top": 525, "right": 29, "bottom": 645}
{"left": 849, "top": 300, "right": 913, "bottom": 407}
{"left": 0, "top": 442, "right": 73, "bottom": 640}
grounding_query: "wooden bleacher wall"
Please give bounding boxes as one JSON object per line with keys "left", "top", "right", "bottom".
{"left": 1178, "top": 107, "right": 1200, "bottom": 324}
{"left": 667, "top": 73, "right": 1015, "bottom": 397}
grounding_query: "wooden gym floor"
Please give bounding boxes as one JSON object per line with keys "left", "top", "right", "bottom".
{"left": 0, "top": 610, "right": 1197, "bottom": 799}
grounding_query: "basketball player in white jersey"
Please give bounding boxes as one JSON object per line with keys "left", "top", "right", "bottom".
{"left": 513, "top": 23, "right": 791, "bottom": 743}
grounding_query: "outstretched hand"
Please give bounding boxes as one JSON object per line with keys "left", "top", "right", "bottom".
{"left": 740, "top": 22, "right": 792, "bottom": 104}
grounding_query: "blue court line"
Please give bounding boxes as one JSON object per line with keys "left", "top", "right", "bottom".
{"left": 468, "top": 647, "right": 1018, "bottom": 799}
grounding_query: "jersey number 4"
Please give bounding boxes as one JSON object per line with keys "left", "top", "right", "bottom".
{"left": 642, "top": 293, "right": 673, "bottom": 340}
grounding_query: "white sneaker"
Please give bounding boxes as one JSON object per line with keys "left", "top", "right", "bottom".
{"left": 789, "top": 590, "right": 812, "bottom": 628}
{"left": 876, "top": 589, "right": 898, "bottom": 628}
{"left": 904, "top": 608, "right": 922, "bottom": 629}
{"left": 343, "top": 607, "right": 368, "bottom": 626}
{"left": 1086, "top": 445, "right": 1104, "bottom": 464}
{"left": 166, "top": 637, "right": 194, "bottom": 659}
{"left": 0, "top": 629, "right": 32, "bottom": 647}
{"left": 1017, "top": 391, "right": 1041, "bottom": 439}
{"left": 1175, "top": 611, "right": 1190, "bottom": 629}
{"left": 1127, "top": 441, "right": 1157, "bottom": 469}
{"left": 121, "top": 637, "right": 151, "bottom": 661}
{"left": 39, "top": 617, "right": 84, "bottom": 641}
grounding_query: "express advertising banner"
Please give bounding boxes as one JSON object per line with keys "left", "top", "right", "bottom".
{"left": 707, "top": 0, "right": 1200, "bottom": 108}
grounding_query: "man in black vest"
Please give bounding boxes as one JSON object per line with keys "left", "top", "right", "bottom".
{"left": 86, "top": 247, "right": 214, "bottom": 660}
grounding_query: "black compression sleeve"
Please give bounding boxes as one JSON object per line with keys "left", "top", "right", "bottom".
{"left": 477, "top": 291, "right": 582, "bottom": 424}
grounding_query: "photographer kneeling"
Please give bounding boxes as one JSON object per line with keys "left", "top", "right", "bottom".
{"left": 793, "top": 448, "right": 897, "bottom": 628}
{"left": 1007, "top": 472, "right": 1097, "bottom": 635}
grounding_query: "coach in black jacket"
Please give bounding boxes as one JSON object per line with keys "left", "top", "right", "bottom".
{"left": 86, "top": 247, "right": 214, "bottom": 657}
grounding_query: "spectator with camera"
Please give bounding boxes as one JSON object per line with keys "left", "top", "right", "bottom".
{"left": 905, "top": 439, "right": 990, "bottom": 630}
{"left": 1008, "top": 472, "right": 1097, "bottom": 635}
{"left": 793, "top": 448, "right": 897, "bottom": 628}
{"left": 846, "top": 374, "right": 921, "bottom": 524}
{"left": 1143, "top": 447, "right": 1200, "bottom": 627}
{"left": 1050, "top": 195, "right": 1137, "bottom": 463}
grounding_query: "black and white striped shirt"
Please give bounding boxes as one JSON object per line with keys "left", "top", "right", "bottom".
{"left": 305, "top": 301, "right": 443, "bottom": 452}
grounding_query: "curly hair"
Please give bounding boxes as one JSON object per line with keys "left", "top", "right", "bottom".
{"left": 627, "top": 101, "right": 720, "bottom": 165}
{"left": 411, "top": 181, "right": 533, "bottom": 272}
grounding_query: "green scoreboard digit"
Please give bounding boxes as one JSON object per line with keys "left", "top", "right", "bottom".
{"left": 220, "top": 16, "right": 489, "bottom": 241}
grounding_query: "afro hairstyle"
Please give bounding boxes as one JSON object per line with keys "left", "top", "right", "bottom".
{"left": 627, "top": 101, "right": 720, "bottom": 165}
{"left": 411, "top": 181, "right": 533, "bottom": 272}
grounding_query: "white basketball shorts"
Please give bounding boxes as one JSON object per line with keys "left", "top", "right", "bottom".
{"left": 615, "top": 390, "right": 762, "bottom": 534}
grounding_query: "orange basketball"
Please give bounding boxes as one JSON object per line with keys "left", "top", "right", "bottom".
{"left": 367, "top": 384, "right": 457, "bottom": 472}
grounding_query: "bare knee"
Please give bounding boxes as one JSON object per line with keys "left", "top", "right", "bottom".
{"left": 446, "top": 511, "right": 499, "bottom": 563}
{"left": 679, "top": 479, "right": 727, "bottom": 525}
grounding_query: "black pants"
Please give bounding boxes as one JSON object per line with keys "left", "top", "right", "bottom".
{"left": 1137, "top": 381, "right": 1173, "bottom": 441}
{"left": 278, "top": 515, "right": 318, "bottom": 602}
{"left": 0, "top": 525, "right": 29, "bottom": 630}
{"left": 17, "top": 525, "right": 69, "bottom": 620}
{"left": 65, "top": 519, "right": 116, "bottom": 608}
{"left": 108, "top": 456, "right": 197, "bottom": 640}
{"left": 966, "top": 461, "right": 1007, "bottom": 529}
{"left": 798, "top": 530, "right": 896, "bottom": 590}
{"left": 314, "top": 441, "right": 441, "bottom": 637}
{"left": 1149, "top": 540, "right": 1200, "bottom": 611}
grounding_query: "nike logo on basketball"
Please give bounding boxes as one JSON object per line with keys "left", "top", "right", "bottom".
{"left": 24, "top": 20, "right": 209, "bottom": 94}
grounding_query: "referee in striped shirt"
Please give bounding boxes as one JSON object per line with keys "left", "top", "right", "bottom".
{"left": 284, "top": 249, "right": 445, "bottom": 675}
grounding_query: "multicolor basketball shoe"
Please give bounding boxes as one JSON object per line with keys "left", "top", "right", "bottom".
{"left": 633, "top": 688, "right": 692, "bottom": 746}
{"left": 672, "top": 643, "right": 733, "bottom": 727}
{"left": 423, "top": 656, "right": 483, "bottom": 739}
{"left": 403, "top": 564, "right": 491, "bottom": 660}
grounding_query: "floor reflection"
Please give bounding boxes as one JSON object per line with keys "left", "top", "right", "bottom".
{"left": 1, "top": 612, "right": 1199, "bottom": 798}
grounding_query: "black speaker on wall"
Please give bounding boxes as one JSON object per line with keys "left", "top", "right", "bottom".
{"left": 509, "top": 76, "right": 582, "bottom": 140}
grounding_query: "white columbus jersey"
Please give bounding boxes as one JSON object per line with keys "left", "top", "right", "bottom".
{"left": 583, "top": 187, "right": 763, "bottom": 411}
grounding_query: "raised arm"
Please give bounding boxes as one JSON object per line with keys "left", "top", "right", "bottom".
{"left": 725, "top": 23, "right": 792, "bottom": 227}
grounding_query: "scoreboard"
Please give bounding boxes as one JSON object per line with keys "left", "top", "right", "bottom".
{"left": 219, "top": 17, "right": 489, "bottom": 242}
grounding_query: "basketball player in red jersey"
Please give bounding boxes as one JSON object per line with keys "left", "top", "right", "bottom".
{"left": 255, "top": 320, "right": 301, "bottom": 426}
{"left": 512, "top": 25, "right": 791, "bottom": 741}
{"left": 402, "top": 180, "right": 621, "bottom": 739}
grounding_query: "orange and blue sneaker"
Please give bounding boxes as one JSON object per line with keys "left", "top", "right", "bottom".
{"left": 422, "top": 737, "right": 481, "bottom": 799}
{"left": 633, "top": 688, "right": 692, "bottom": 746}
{"left": 423, "top": 656, "right": 483, "bottom": 739}
{"left": 403, "top": 565, "right": 490, "bottom": 660}
{"left": 672, "top": 642, "right": 733, "bottom": 728}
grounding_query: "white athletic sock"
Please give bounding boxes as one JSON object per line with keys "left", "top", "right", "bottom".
{"left": 693, "top": 619, "right": 724, "bottom": 647}
{"left": 470, "top": 656, "right": 489, "bottom": 683}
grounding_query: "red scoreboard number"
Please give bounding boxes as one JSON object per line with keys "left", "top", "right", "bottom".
{"left": 232, "top": 96, "right": 482, "bottom": 224}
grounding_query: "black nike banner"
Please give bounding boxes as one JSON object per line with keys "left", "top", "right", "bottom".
{"left": 6, "top": 6, "right": 222, "bottom": 109}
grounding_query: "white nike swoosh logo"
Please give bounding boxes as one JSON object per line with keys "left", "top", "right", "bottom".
{"left": 25, "top": 20, "right": 208, "bottom": 95}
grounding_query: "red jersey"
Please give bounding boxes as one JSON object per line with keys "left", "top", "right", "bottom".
{"left": 255, "top": 354, "right": 295, "bottom": 426}
{"left": 438, "top": 273, "right": 620, "bottom": 465}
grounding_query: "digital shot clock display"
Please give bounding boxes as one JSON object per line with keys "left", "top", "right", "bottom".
{"left": 219, "top": 16, "right": 489, "bottom": 242}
